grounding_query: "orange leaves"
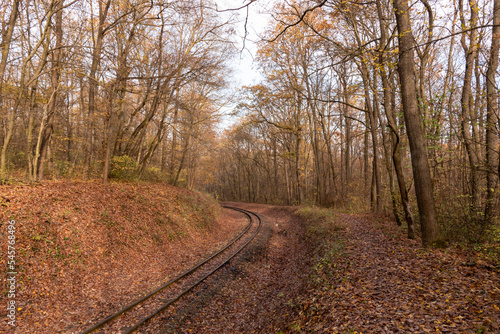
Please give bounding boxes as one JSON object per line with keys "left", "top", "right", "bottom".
{"left": 290, "top": 213, "right": 500, "bottom": 332}
{"left": 0, "top": 180, "right": 231, "bottom": 333}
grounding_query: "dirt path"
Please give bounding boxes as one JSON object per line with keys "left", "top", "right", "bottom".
{"left": 151, "top": 205, "right": 500, "bottom": 334}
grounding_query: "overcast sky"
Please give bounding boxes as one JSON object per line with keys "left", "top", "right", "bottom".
{"left": 215, "top": 0, "right": 273, "bottom": 87}
{"left": 212, "top": 1, "right": 274, "bottom": 127}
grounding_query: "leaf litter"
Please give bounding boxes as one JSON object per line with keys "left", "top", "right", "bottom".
{"left": 0, "top": 181, "right": 247, "bottom": 333}
{"left": 2, "top": 189, "right": 498, "bottom": 333}
{"left": 158, "top": 206, "right": 499, "bottom": 334}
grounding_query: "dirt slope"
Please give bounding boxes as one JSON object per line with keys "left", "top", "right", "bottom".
{"left": 0, "top": 181, "right": 247, "bottom": 333}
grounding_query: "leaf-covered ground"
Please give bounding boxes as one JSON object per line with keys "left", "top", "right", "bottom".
{"left": 0, "top": 181, "right": 248, "bottom": 333}
{"left": 159, "top": 205, "right": 500, "bottom": 333}
{"left": 293, "top": 213, "right": 500, "bottom": 333}
{"left": 2, "top": 192, "right": 498, "bottom": 333}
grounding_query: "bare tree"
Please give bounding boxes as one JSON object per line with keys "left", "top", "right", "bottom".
{"left": 0, "top": 0, "right": 20, "bottom": 181}
{"left": 485, "top": 0, "right": 500, "bottom": 222}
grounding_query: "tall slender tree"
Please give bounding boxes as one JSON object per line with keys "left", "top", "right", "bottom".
{"left": 393, "top": 0, "right": 441, "bottom": 246}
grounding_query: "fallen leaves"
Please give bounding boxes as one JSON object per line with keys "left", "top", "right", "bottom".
{"left": 0, "top": 181, "right": 244, "bottom": 334}
{"left": 4, "top": 195, "right": 497, "bottom": 333}
{"left": 294, "top": 213, "right": 500, "bottom": 333}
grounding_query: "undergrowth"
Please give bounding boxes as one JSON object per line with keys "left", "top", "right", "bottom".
{"left": 434, "top": 195, "right": 500, "bottom": 267}
{"left": 297, "top": 206, "right": 345, "bottom": 236}
{"left": 296, "top": 206, "right": 347, "bottom": 285}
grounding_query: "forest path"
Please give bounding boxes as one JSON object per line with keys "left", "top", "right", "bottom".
{"left": 155, "top": 205, "right": 500, "bottom": 333}
{"left": 294, "top": 213, "right": 500, "bottom": 333}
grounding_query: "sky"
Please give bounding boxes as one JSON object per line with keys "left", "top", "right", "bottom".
{"left": 215, "top": 0, "right": 273, "bottom": 87}
{"left": 213, "top": 0, "right": 274, "bottom": 127}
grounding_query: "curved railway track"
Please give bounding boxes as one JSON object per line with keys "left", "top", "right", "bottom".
{"left": 79, "top": 205, "right": 262, "bottom": 334}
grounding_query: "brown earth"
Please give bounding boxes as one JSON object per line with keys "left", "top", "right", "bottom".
{"left": 2, "top": 189, "right": 499, "bottom": 334}
{"left": 0, "top": 182, "right": 248, "bottom": 333}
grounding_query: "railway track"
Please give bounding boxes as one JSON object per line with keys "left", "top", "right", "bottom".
{"left": 79, "top": 206, "right": 262, "bottom": 334}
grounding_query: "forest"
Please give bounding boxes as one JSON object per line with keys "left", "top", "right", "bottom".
{"left": 1, "top": 0, "right": 499, "bottom": 248}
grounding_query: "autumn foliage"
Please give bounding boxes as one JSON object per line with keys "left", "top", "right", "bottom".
{"left": 0, "top": 181, "right": 240, "bottom": 333}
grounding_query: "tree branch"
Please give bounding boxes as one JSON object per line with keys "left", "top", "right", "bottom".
{"left": 265, "top": 0, "right": 328, "bottom": 43}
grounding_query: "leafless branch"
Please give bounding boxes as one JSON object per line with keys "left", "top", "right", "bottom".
{"left": 265, "top": 0, "right": 328, "bottom": 43}
{"left": 215, "top": 0, "right": 258, "bottom": 13}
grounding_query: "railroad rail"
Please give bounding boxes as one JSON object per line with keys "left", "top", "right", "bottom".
{"left": 79, "top": 205, "right": 262, "bottom": 334}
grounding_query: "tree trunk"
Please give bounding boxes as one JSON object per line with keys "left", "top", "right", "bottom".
{"left": 25, "top": 2, "right": 58, "bottom": 181}
{"left": 376, "top": 0, "right": 415, "bottom": 238}
{"left": 364, "top": 110, "right": 370, "bottom": 197}
{"left": 393, "top": 0, "right": 441, "bottom": 247}
{"left": 37, "top": 0, "right": 64, "bottom": 181}
{"left": 0, "top": 0, "right": 20, "bottom": 181}
{"left": 415, "top": 0, "right": 434, "bottom": 141}
{"left": 87, "top": 0, "right": 112, "bottom": 179}
{"left": 295, "top": 128, "right": 303, "bottom": 204}
{"left": 485, "top": 0, "right": 500, "bottom": 222}
{"left": 459, "top": 0, "right": 481, "bottom": 210}
{"left": 348, "top": 12, "right": 382, "bottom": 213}
{"left": 360, "top": 72, "right": 382, "bottom": 213}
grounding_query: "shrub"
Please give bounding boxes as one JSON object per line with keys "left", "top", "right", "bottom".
{"left": 436, "top": 194, "right": 488, "bottom": 243}
{"left": 53, "top": 159, "right": 72, "bottom": 178}
{"left": 110, "top": 155, "right": 138, "bottom": 180}
{"left": 297, "top": 206, "right": 345, "bottom": 237}
{"left": 140, "top": 166, "right": 166, "bottom": 182}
